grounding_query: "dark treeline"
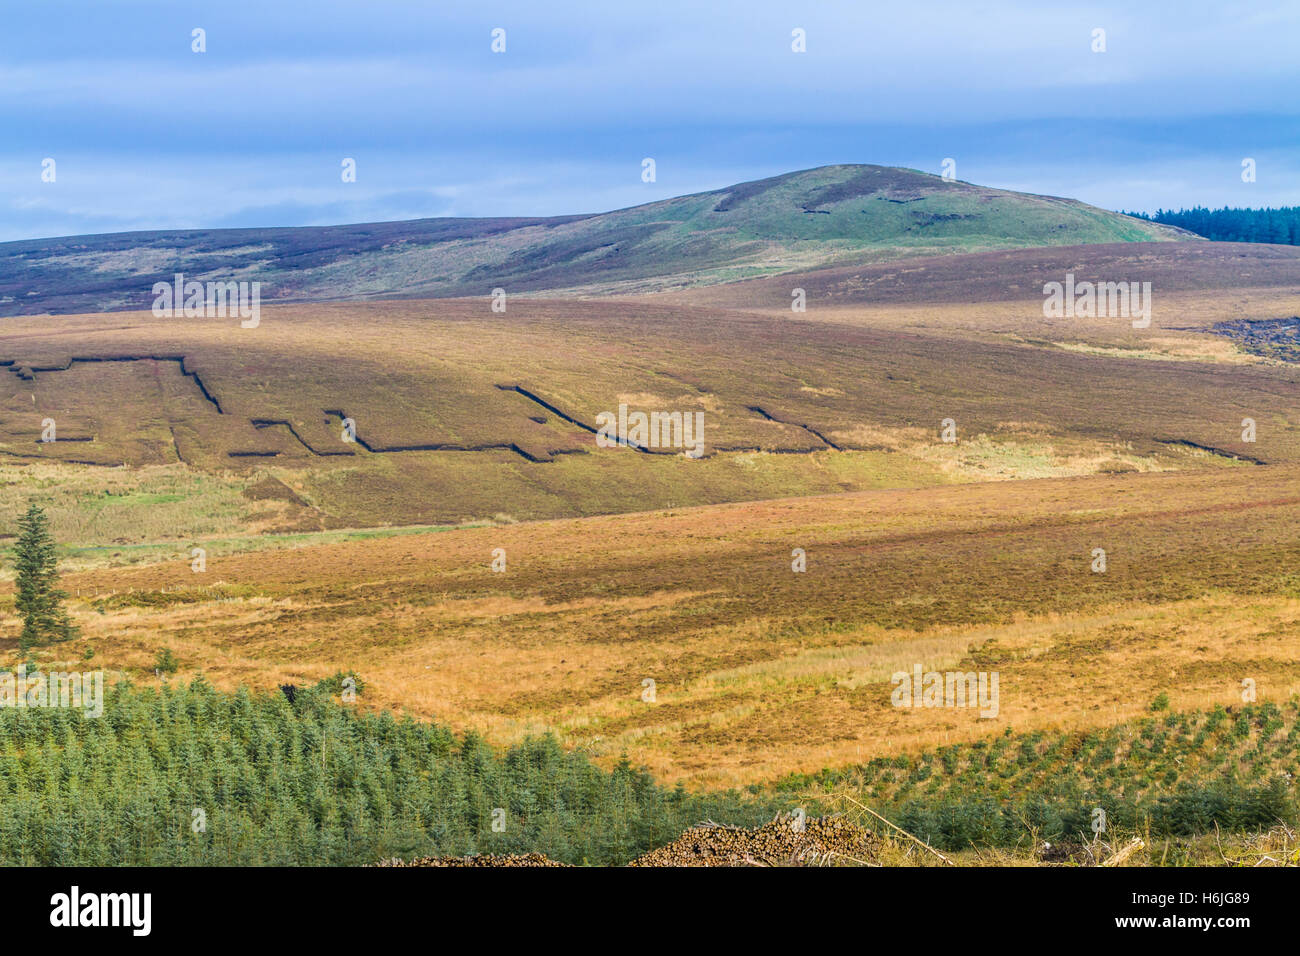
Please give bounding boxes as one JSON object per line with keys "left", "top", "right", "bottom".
{"left": 1125, "top": 206, "right": 1300, "bottom": 245}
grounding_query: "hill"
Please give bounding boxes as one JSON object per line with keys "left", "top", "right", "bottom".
{"left": 1, "top": 278, "right": 1296, "bottom": 533}
{"left": 0, "top": 165, "right": 1190, "bottom": 317}
{"left": 664, "top": 241, "right": 1300, "bottom": 310}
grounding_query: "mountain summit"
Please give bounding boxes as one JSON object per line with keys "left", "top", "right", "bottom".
{"left": 0, "top": 164, "right": 1189, "bottom": 316}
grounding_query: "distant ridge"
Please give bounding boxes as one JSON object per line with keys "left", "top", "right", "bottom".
{"left": 0, "top": 164, "right": 1191, "bottom": 317}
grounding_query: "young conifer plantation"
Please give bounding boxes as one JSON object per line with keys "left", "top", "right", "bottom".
{"left": 0, "top": 676, "right": 773, "bottom": 866}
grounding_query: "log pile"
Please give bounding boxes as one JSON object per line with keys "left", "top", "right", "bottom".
{"left": 628, "top": 815, "right": 878, "bottom": 867}
{"left": 374, "top": 852, "right": 567, "bottom": 867}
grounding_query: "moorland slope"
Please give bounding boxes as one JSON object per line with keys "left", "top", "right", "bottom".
{"left": 0, "top": 165, "right": 1188, "bottom": 316}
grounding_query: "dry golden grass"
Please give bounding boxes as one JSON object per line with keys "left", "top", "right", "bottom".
{"left": 18, "top": 464, "right": 1297, "bottom": 790}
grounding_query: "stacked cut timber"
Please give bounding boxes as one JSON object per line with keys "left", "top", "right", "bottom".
{"left": 629, "top": 816, "right": 878, "bottom": 867}
{"left": 372, "top": 816, "right": 879, "bottom": 867}
{"left": 374, "top": 852, "right": 567, "bottom": 867}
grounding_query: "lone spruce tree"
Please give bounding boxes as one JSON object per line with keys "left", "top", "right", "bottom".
{"left": 14, "top": 503, "right": 77, "bottom": 651}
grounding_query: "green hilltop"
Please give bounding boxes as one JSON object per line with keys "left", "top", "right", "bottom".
{"left": 0, "top": 164, "right": 1190, "bottom": 315}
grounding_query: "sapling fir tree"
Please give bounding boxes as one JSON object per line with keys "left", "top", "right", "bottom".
{"left": 13, "top": 503, "right": 78, "bottom": 652}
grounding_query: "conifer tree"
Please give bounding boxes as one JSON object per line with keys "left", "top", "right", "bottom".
{"left": 13, "top": 503, "right": 77, "bottom": 651}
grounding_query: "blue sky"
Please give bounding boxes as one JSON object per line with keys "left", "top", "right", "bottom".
{"left": 3, "top": 0, "right": 1298, "bottom": 241}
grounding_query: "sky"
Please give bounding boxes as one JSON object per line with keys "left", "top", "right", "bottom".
{"left": 3, "top": 0, "right": 1298, "bottom": 242}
